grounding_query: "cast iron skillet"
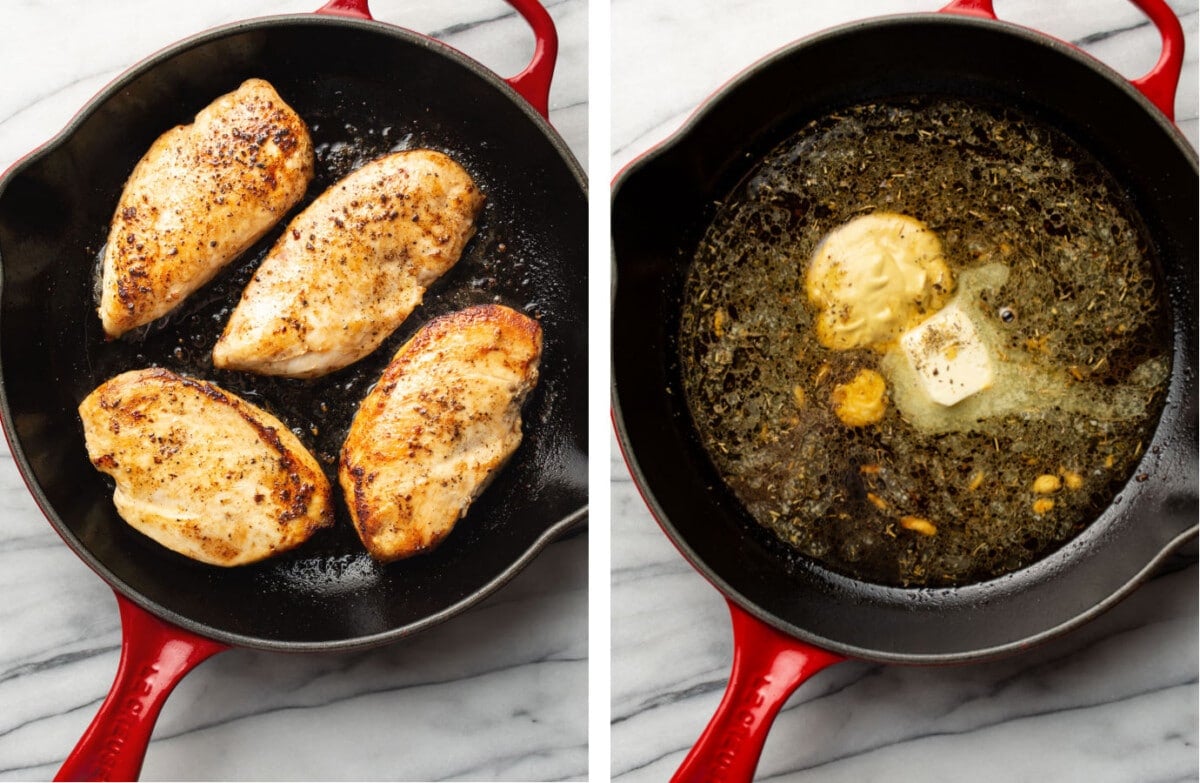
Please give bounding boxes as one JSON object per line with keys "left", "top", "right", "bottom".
{"left": 0, "top": 0, "right": 586, "bottom": 778}
{"left": 612, "top": 0, "right": 1196, "bottom": 780}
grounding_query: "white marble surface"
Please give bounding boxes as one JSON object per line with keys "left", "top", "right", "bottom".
{"left": 611, "top": 1, "right": 1198, "bottom": 781}
{"left": 0, "top": 1, "right": 586, "bottom": 781}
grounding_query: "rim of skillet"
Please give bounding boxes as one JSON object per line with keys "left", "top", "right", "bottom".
{"left": 613, "top": 12, "right": 1197, "bottom": 190}
{"left": 0, "top": 12, "right": 588, "bottom": 652}
{"left": 611, "top": 12, "right": 1198, "bottom": 665}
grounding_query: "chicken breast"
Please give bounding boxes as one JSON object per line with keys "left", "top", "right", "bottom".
{"left": 212, "top": 149, "right": 485, "bottom": 378}
{"left": 338, "top": 304, "right": 542, "bottom": 561}
{"left": 79, "top": 368, "right": 333, "bottom": 566}
{"left": 99, "top": 78, "right": 314, "bottom": 338}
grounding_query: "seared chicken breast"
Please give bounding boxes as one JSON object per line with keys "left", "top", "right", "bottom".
{"left": 339, "top": 304, "right": 542, "bottom": 561}
{"left": 100, "top": 78, "right": 314, "bottom": 338}
{"left": 213, "top": 149, "right": 485, "bottom": 378}
{"left": 79, "top": 368, "right": 333, "bottom": 566}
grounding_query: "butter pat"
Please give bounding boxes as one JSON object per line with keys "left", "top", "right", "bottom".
{"left": 900, "top": 302, "right": 993, "bottom": 406}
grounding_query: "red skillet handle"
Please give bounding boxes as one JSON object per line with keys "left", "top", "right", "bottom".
{"left": 940, "top": 0, "right": 1184, "bottom": 120}
{"left": 55, "top": 594, "right": 227, "bottom": 782}
{"left": 315, "top": 0, "right": 558, "bottom": 119}
{"left": 671, "top": 600, "right": 844, "bottom": 783}
{"left": 499, "top": 0, "right": 559, "bottom": 120}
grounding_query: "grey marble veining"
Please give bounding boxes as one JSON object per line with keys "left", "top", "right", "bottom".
{"left": 611, "top": 1, "right": 1198, "bottom": 781}
{"left": 0, "top": 1, "right": 586, "bottom": 780}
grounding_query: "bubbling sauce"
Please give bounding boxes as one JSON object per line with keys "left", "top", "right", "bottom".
{"left": 679, "top": 97, "right": 1170, "bottom": 587}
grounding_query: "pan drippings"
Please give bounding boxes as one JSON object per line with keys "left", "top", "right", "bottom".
{"left": 679, "top": 97, "right": 1170, "bottom": 587}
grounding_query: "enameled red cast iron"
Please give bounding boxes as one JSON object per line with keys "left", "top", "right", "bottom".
{"left": 0, "top": 1, "right": 587, "bottom": 779}
{"left": 612, "top": 1, "right": 1197, "bottom": 780}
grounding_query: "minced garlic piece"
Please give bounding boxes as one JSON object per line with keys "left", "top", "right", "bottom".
{"left": 831, "top": 368, "right": 888, "bottom": 427}
{"left": 1061, "top": 470, "right": 1084, "bottom": 490}
{"left": 1032, "top": 474, "right": 1062, "bottom": 494}
{"left": 792, "top": 385, "right": 806, "bottom": 409}
{"left": 900, "top": 516, "right": 937, "bottom": 536}
{"left": 713, "top": 308, "right": 727, "bottom": 338}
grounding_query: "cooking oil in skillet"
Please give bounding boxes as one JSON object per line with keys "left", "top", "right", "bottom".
{"left": 679, "top": 97, "right": 1170, "bottom": 588}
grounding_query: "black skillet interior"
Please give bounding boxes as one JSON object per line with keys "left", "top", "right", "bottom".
{"left": 0, "top": 16, "right": 587, "bottom": 649}
{"left": 612, "top": 15, "right": 1197, "bottom": 663}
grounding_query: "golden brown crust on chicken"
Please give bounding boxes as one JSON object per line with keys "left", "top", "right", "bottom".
{"left": 212, "top": 149, "right": 485, "bottom": 378}
{"left": 338, "top": 304, "right": 542, "bottom": 562}
{"left": 79, "top": 368, "right": 333, "bottom": 566}
{"left": 100, "top": 79, "right": 314, "bottom": 337}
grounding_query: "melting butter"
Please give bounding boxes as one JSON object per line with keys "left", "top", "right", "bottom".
{"left": 900, "top": 301, "right": 994, "bottom": 406}
{"left": 880, "top": 263, "right": 1166, "bottom": 434}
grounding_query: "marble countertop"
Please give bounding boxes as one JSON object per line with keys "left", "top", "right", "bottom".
{"left": 611, "top": 1, "right": 1198, "bottom": 781}
{"left": 0, "top": 1, "right": 586, "bottom": 780}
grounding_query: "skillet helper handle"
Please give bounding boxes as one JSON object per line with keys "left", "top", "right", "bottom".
{"left": 939, "top": 0, "right": 1184, "bottom": 120}
{"left": 672, "top": 600, "right": 844, "bottom": 783}
{"left": 315, "top": 0, "right": 372, "bottom": 19}
{"left": 498, "top": 0, "right": 559, "bottom": 120}
{"left": 314, "top": 0, "right": 558, "bottom": 120}
{"left": 55, "top": 594, "right": 227, "bottom": 782}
